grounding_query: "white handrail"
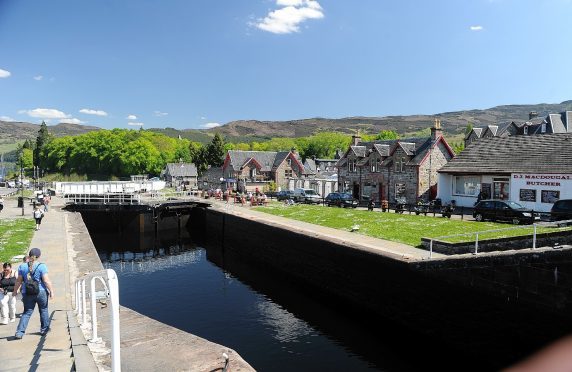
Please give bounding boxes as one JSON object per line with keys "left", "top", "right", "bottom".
{"left": 75, "top": 269, "right": 121, "bottom": 372}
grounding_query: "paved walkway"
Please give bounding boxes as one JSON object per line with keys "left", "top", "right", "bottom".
{"left": 0, "top": 198, "right": 79, "bottom": 370}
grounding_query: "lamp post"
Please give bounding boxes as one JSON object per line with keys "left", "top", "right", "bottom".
{"left": 20, "top": 157, "right": 25, "bottom": 216}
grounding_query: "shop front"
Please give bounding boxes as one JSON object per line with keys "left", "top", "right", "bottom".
{"left": 511, "top": 173, "right": 572, "bottom": 212}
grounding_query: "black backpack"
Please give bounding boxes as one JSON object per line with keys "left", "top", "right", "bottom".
{"left": 25, "top": 263, "right": 43, "bottom": 296}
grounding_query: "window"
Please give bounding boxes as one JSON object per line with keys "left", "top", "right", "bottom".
{"left": 453, "top": 176, "right": 481, "bottom": 196}
{"left": 250, "top": 168, "right": 256, "bottom": 178}
{"left": 285, "top": 169, "right": 293, "bottom": 178}
{"left": 287, "top": 158, "right": 292, "bottom": 166}
{"left": 541, "top": 123, "right": 546, "bottom": 133}
{"left": 376, "top": 157, "right": 382, "bottom": 172}
{"left": 523, "top": 126, "right": 528, "bottom": 135}
{"left": 394, "top": 157, "right": 406, "bottom": 173}
{"left": 348, "top": 158, "right": 356, "bottom": 173}
{"left": 370, "top": 158, "right": 376, "bottom": 172}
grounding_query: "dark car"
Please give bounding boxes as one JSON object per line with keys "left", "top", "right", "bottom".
{"left": 325, "top": 192, "right": 358, "bottom": 208}
{"left": 550, "top": 199, "right": 572, "bottom": 221}
{"left": 473, "top": 200, "right": 538, "bottom": 225}
{"left": 276, "top": 190, "right": 294, "bottom": 201}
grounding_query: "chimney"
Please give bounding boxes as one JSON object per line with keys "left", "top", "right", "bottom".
{"left": 351, "top": 135, "right": 361, "bottom": 146}
{"left": 431, "top": 118, "right": 442, "bottom": 141}
{"left": 529, "top": 111, "right": 538, "bottom": 120}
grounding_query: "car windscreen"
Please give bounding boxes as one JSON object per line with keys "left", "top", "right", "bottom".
{"left": 305, "top": 190, "right": 318, "bottom": 196}
{"left": 340, "top": 194, "right": 353, "bottom": 200}
{"left": 506, "top": 201, "right": 524, "bottom": 209}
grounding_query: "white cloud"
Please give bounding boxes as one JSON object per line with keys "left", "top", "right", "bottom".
{"left": 203, "top": 122, "right": 221, "bottom": 129}
{"left": 33, "top": 75, "right": 43, "bottom": 81}
{"left": 0, "top": 116, "right": 15, "bottom": 122}
{"left": 0, "top": 69, "right": 11, "bottom": 78}
{"left": 79, "top": 108, "right": 108, "bottom": 116}
{"left": 127, "top": 114, "right": 137, "bottom": 120}
{"left": 127, "top": 122, "right": 144, "bottom": 126}
{"left": 60, "top": 118, "right": 85, "bottom": 124}
{"left": 23, "top": 108, "right": 69, "bottom": 119}
{"left": 154, "top": 111, "right": 168, "bottom": 117}
{"left": 470, "top": 25, "right": 483, "bottom": 31}
{"left": 200, "top": 116, "right": 207, "bottom": 120}
{"left": 255, "top": 0, "right": 324, "bottom": 34}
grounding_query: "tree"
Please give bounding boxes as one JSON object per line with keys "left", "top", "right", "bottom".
{"left": 206, "top": 133, "right": 225, "bottom": 167}
{"left": 375, "top": 130, "right": 399, "bottom": 140}
{"left": 465, "top": 122, "right": 474, "bottom": 136}
{"left": 35, "top": 121, "right": 51, "bottom": 168}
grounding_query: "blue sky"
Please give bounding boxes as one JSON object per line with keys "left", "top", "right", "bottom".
{"left": 0, "top": 0, "right": 570, "bottom": 130}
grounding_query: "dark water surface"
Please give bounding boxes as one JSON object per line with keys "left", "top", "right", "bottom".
{"left": 91, "top": 230, "right": 463, "bottom": 372}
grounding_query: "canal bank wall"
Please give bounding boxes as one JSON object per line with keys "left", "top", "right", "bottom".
{"left": 66, "top": 211, "right": 254, "bottom": 371}
{"left": 198, "top": 205, "right": 572, "bottom": 368}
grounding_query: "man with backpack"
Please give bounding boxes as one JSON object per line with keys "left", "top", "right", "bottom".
{"left": 12, "top": 248, "right": 54, "bottom": 339}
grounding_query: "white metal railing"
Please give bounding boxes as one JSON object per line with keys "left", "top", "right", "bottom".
{"left": 428, "top": 220, "right": 572, "bottom": 258}
{"left": 64, "top": 192, "right": 141, "bottom": 205}
{"left": 75, "top": 269, "right": 121, "bottom": 372}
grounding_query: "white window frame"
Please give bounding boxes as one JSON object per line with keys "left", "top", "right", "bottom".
{"left": 453, "top": 175, "right": 481, "bottom": 196}
{"left": 541, "top": 123, "right": 546, "bottom": 133}
{"left": 348, "top": 158, "right": 356, "bottom": 173}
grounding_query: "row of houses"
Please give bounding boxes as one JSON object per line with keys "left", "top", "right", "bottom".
{"left": 161, "top": 109, "right": 572, "bottom": 212}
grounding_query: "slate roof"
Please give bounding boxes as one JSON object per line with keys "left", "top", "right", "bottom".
{"left": 227, "top": 150, "right": 278, "bottom": 172}
{"left": 165, "top": 163, "right": 198, "bottom": 177}
{"left": 439, "top": 133, "right": 572, "bottom": 174}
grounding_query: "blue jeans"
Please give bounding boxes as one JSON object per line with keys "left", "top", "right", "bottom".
{"left": 15, "top": 289, "right": 50, "bottom": 337}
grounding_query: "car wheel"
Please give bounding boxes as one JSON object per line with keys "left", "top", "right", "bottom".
{"left": 475, "top": 213, "right": 484, "bottom": 222}
{"left": 512, "top": 218, "right": 520, "bottom": 225}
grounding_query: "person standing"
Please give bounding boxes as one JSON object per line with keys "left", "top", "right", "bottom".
{"left": 33, "top": 205, "right": 44, "bottom": 231}
{"left": 43, "top": 194, "right": 50, "bottom": 212}
{"left": 0, "top": 263, "right": 17, "bottom": 324}
{"left": 12, "top": 248, "right": 54, "bottom": 339}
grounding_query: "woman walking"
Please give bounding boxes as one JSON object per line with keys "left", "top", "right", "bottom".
{"left": 0, "top": 262, "right": 17, "bottom": 324}
{"left": 12, "top": 248, "right": 54, "bottom": 339}
{"left": 33, "top": 205, "right": 44, "bottom": 231}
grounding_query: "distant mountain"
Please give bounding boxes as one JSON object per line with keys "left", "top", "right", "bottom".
{"left": 0, "top": 121, "right": 100, "bottom": 142}
{"left": 4, "top": 100, "right": 572, "bottom": 145}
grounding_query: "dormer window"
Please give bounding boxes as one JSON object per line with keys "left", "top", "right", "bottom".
{"left": 523, "top": 126, "right": 528, "bottom": 135}
{"left": 541, "top": 123, "right": 546, "bottom": 133}
{"left": 348, "top": 158, "right": 356, "bottom": 173}
{"left": 370, "top": 158, "right": 376, "bottom": 172}
{"left": 394, "top": 157, "right": 406, "bottom": 173}
{"left": 287, "top": 158, "right": 292, "bottom": 166}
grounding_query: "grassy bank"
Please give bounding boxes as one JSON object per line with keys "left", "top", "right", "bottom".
{"left": 256, "top": 203, "right": 569, "bottom": 247}
{"left": 0, "top": 218, "right": 35, "bottom": 262}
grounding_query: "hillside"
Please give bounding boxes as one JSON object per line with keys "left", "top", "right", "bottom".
{"left": 3, "top": 100, "right": 571, "bottom": 145}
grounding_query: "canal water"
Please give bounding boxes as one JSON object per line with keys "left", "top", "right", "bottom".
{"left": 90, "top": 229, "right": 472, "bottom": 371}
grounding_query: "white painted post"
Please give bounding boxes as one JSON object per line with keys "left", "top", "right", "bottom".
{"left": 90, "top": 276, "right": 101, "bottom": 342}
{"left": 107, "top": 269, "right": 121, "bottom": 372}
{"left": 532, "top": 224, "right": 537, "bottom": 249}
{"left": 474, "top": 233, "right": 479, "bottom": 255}
{"left": 81, "top": 279, "right": 86, "bottom": 324}
{"left": 429, "top": 239, "right": 433, "bottom": 259}
{"left": 75, "top": 281, "right": 80, "bottom": 312}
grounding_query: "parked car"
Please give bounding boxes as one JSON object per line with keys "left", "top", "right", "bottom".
{"left": 276, "top": 190, "right": 294, "bottom": 201}
{"left": 550, "top": 199, "right": 572, "bottom": 221}
{"left": 473, "top": 200, "right": 538, "bottom": 224}
{"left": 292, "top": 188, "right": 322, "bottom": 204}
{"left": 325, "top": 192, "right": 358, "bottom": 208}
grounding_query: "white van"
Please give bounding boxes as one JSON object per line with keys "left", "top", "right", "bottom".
{"left": 292, "top": 188, "right": 321, "bottom": 204}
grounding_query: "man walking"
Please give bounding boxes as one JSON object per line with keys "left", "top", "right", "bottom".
{"left": 12, "top": 248, "right": 54, "bottom": 339}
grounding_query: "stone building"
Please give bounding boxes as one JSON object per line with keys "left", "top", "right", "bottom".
{"left": 337, "top": 120, "right": 455, "bottom": 203}
{"left": 464, "top": 111, "right": 572, "bottom": 148}
{"left": 222, "top": 150, "right": 309, "bottom": 192}
{"left": 161, "top": 163, "right": 198, "bottom": 189}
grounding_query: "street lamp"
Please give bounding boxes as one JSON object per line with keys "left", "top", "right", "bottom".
{"left": 20, "top": 157, "right": 24, "bottom": 216}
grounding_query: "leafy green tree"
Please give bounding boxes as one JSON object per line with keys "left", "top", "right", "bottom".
{"left": 452, "top": 142, "right": 465, "bottom": 155}
{"left": 375, "top": 130, "right": 399, "bottom": 140}
{"left": 296, "top": 132, "right": 350, "bottom": 159}
{"left": 19, "top": 148, "right": 34, "bottom": 169}
{"left": 465, "top": 122, "right": 474, "bottom": 136}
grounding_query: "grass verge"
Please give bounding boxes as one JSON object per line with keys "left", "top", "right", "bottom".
{"left": 0, "top": 218, "right": 35, "bottom": 262}
{"left": 256, "top": 203, "right": 570, "bottom": 247}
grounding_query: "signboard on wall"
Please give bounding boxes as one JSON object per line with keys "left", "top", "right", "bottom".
{"left": 541, "top": 190, "right": 560, "bottom": 203}
{"left": 511, "top": 173, "right": 572, "bottom": 212}
{"left": 519, "top": 189, "right": 536, "bottom": 202}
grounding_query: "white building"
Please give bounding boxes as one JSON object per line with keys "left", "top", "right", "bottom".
{"left": 438, "top": 133, "right": 572, "bottom": 212}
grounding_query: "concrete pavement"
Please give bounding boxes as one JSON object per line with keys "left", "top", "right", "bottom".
{"left": 0, "top": 197, "right": 81, "bottom": 371}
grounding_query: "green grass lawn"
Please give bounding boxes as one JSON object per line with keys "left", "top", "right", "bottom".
{"left": 0, "top": 218, "right": 35, "bottom": 262}
{"left": 256, "top": 203, "right": 570, "bottom": 247}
